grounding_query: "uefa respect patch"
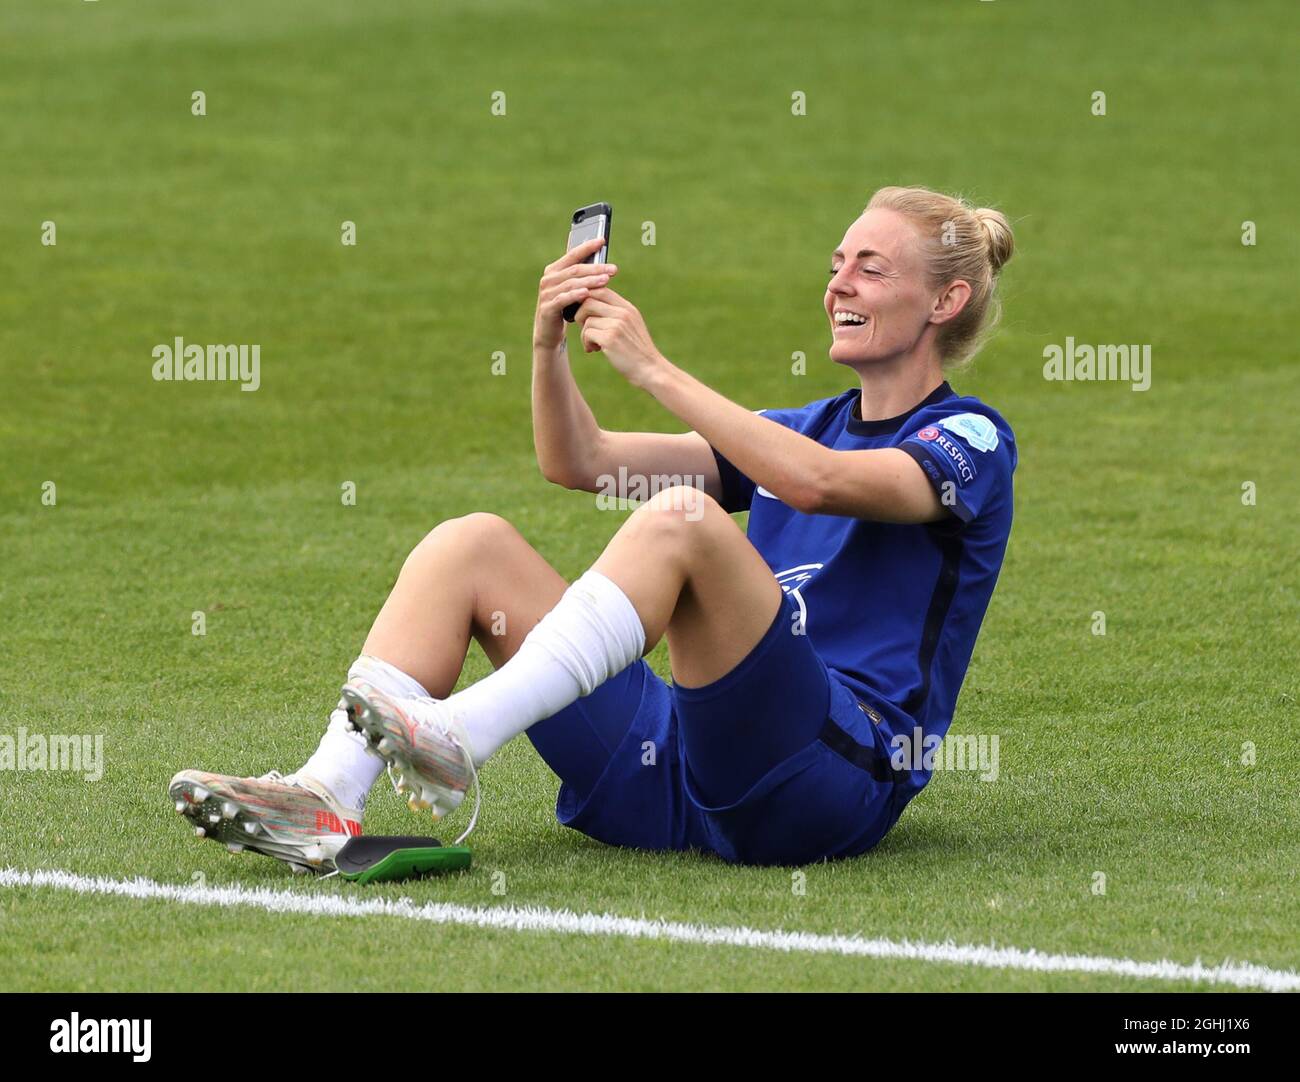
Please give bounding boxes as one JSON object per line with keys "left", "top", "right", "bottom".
{"left": 937, "top": 412, "right": 999, "bottom": 453}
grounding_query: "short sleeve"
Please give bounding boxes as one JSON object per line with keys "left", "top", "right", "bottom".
{"left": 711, "top": 445, "right": 756, "bottom": 513}
{"left": 709, "top": 407, "right": 806, "bottom": 514}
{"left": 898, "top": 409, "right": 1015, "bottom": 524}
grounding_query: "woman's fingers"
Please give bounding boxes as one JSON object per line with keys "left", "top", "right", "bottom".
{"left": 572, "top": 296, "right": 621, "bottom": 322}
{"left": 546, "top": 272, "right": 611, "bottom": 296}
{"left": 545, "top": 235, "right": 608, "bottom": 273}
{"left": 580, "top": 316, "right": 619, "bottom": 352}
{"left": 534, "top": 242, "right": 611, "bottom": 349}
{"left": 582, "top": 286, "right": 630, "bottom": 308}
{"left": 541, "top": 262, "right": 617, "bottom": 291}
{"left": 540, "top": 277, "right": 608, "bottom": 314}
{"left": 539, "top": 286, "right": 597, "bottom": 322}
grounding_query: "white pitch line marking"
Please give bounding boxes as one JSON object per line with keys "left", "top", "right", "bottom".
{"left": 2, "top": 866, "right": 1296, "bottom": 991}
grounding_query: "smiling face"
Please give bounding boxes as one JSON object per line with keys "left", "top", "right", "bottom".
{"left": 825, "top": 208, "right": 940, "bottom": 368}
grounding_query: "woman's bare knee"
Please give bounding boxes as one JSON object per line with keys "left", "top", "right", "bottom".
{"left": 619, "top": 485, "right": 730, "bottom": 563}
{"left": 592, "top": 485, "right": 757, "bottom": 649}
{"left": 403, "top": 512, "right": 521, "bottom": 574}
{"left": 421, "top": 511, "right": 518, "bottom": 551}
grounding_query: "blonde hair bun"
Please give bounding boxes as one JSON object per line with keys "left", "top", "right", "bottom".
{"left": 974, "top": 207, "right": 1014, "bottom": 273}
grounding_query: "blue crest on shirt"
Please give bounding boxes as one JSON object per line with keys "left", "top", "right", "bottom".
{"left": 938, "top": 412, "right": 999, "bottom": 453}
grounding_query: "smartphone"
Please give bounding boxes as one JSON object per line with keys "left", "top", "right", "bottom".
{"left": 562, "top": 202, "right": 613, "bottom": 322}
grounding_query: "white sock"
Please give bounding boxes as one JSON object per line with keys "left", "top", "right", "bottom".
{"left": 298, "top": 655, "right": 432, "bottom": 811}
{"left": 429, "top": 570, "right": 645, "bottom": 766}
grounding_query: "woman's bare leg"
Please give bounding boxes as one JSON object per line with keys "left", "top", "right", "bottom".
{"left": 360, "top": 512, "right": 570, "bottom": 696}
{"left": 364, "top": 489, "right": 781, "bottom": 698}
{"left": 338, "top": 488, "right": 797, "bottom": 821}
{"left": 591, "top": 485, "right": 783, "bottom": 687}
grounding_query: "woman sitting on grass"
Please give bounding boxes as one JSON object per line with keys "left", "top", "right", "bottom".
{"left": 170, "top": 185, "right": 1017, "bottom": 872}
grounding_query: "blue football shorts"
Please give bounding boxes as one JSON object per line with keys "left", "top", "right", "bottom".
{"left": 526, "top": 589, "right": 905, "bottom": 866}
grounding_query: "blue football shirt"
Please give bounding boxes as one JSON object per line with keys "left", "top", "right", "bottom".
{"left": 709, "top": 381, "right": 1017, "bottom": 802}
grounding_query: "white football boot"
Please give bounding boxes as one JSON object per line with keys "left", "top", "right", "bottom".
{"left": 340, "top": 680, "right": 475, "bottom": 823}
{"left": 168, "top": 768, "right": 362, "bottom": 875}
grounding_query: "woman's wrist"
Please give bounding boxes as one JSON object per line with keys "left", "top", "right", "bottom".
{"left": 532, "top": 336, "right": 566, "bottom": 358}
{"left": 634, "top": 351, "right": 676, "bottom": 395}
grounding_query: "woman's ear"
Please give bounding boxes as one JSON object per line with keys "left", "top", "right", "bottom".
{"left": 929, "top": 279, "right": 972, "bottom": 327}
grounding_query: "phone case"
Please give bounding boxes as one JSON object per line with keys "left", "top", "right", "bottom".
{"left": 563, "top": 202, "right": 613, "bottom": 322}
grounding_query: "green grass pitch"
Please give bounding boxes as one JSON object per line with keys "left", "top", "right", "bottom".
{"left": 0, "top": 0, "right": 1296, "bottom": 992}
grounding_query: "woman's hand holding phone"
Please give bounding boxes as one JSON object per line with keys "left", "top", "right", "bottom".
{"left": 573, "top": 288, "right": 666, "bottom": 389}
{"left": 532, "top": 237, "right": 618, "bottom": 352}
